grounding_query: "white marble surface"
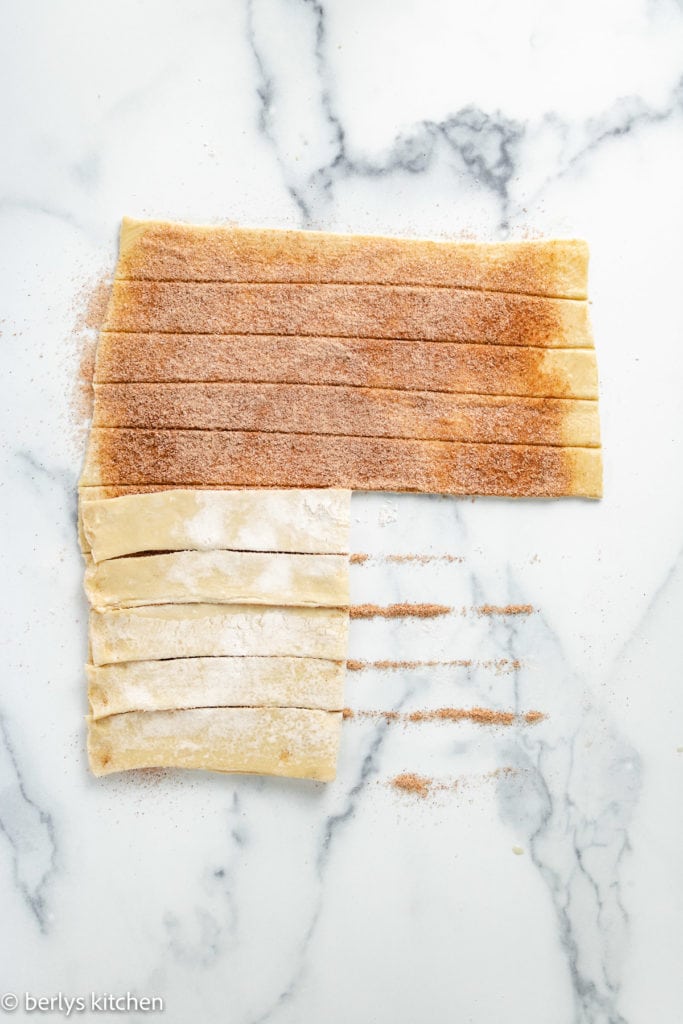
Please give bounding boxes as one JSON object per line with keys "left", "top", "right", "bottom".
{"left": 1, "top": 1, "right": 683, "bottom": 1021}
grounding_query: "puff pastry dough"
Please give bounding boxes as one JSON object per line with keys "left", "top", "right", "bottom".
{"left": 94, "top": 334, "right": 599, "bottom": 400}
{"left": 106, "top": 280, "right": 592, "bottom": 347}
{"left": 92, "top": 383, "right": 600, "bottom": 447}
{"left": 88, "top": 706, "right": 342, "bottom": 780}
{"left": 84, "top": 549, "right": 349, "bottom": 610}
{"left": 87, "top": 656, "right": 345, "bottom": 718}
{"left": 79, "top": 218, "right": 603, "bottom": 781}
{"left": 80, "top": 487, "right": 350, "bottom": 562}
{"left": 82, "top": 428, "right": 602, "bottom": 498}
{"left": 117, "top": 217, "right": 589, "bottom": 298}
{"left": 89, "top": 603, "right": 350, "bottom": 665}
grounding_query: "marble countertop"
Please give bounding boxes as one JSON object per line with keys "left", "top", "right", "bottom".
{"left": 2, "top": 1, "right": 683, "bottom": 1021}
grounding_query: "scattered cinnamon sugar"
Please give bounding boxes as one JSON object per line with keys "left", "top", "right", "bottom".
{"left": 392, "top": 773, "right": 432, "bottom": 797}
{"left": 345, "top": 657, "right": 522, "bottom": 673}
{"left": 77, "top": 338, "right": 97, "bottom": 422}
{"left": 81, "top": 278, "right": 113, "bottom": 333}
{"left": 385, "top": 553, "right": 465, "bottom": 564}
{"left": 349, "top": 553, "right": 370, "bottom": 564}
{"left": 346, "top": 658, "right": 469, "bottom": 671}
{"left": 69, "top": 275, "right": 112, "bottom": 434}
{"left": 343, "top": 706, "right": 544, "bottom": 726}
{"left": 476, "top": 603, "right": 534, "bottom": 616}
{"left": 349, "top": 603, "right": 451, "bottom": 619}
{"left": 390, "top": 765, "right": 525, "bottom": 799}
{"left": 408, "top": 707, "right": 515, "bottom": 725}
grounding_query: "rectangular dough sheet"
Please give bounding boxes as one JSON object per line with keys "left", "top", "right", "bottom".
{"left": 81, "top": 488, "right": 350, "bottom": 562}
{"left": 116, "top": 218, "right": 589, "bottom": 299}
{"left": 90, "top": 603, "right": 350, "bottom": 665}
{"left": 105, "top": 280, "right": 592, "bottom": 348}
{"left": 87, "top": 656, "right": 345, "bottom": 718}
{"left": 84, "top": 549, "right": 349, "bottom": 610}
{"left": 92, "top": 383, "right": 600, "bottom": 447}
{"left": 88, "top": 706, "right": 343, "bottom": 781}
{"left": 95, "top": 333, "right": 599, "bottom": 400}
{"left": 82, "top": 428, "right": 603, "bottom": 498}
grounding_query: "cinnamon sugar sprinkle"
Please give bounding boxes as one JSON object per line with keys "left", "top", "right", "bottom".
{"left": 346, "top": 658, "right": 522, "bottom": 674}
{"left": 391, "top": 766, "right": 523, "bottom": 799}
{"left": 71, "top": 276, "right": 112, "bottom": 431}
{"left": 350, "top": 553, "right": 465, "bottom": 565}
{"left": 343, "top": 707, "right": 546, "bottom": 726}
{"left": 475, "top": 603, "right": 534, "bottom": 616}
{"left": 349, "top": 603, "right": 451, "bottom": 619}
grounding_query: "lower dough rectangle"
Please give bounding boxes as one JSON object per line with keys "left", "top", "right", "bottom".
{"left": 88, "top": 706, "right": 343, "bottom": 781}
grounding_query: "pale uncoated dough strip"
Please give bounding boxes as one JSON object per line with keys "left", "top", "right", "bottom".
{"left": 89, "top": 603, "right": 350, "bottom": 665}
{"left": 80, "top": 487, "right": 350, "bottom": 562}
{"left": 92, "top": 382, "right": 600, "bottom": 447}
{"left": 87, "top": 656, "right": 345, "bottom": 718}
{"left": 95, "top": 333, "right": 599, "bottom": 400}
{"left": 84, "top": 549, "right": 349, "bottom": 610}
{"left": 82, "top": 428, "right": 603, "bottom": 498}
{"left": 105, "top": 280, "right": 592, "bottom": 348}
{"left": 116, "top": 218, "right": 589, "bottom": 299}
{"left": 88, "top": 706, "right": 343, "bottom": 781}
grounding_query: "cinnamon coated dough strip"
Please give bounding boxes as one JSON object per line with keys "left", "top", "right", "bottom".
{"left": 93, "top": 382, "right": 600, "bottom": 447}
{"left": 81, "top": 428, "right": 603, "bottom": 498}
{"left": 105, "top": 281, "right": 592, "bottom": 348}
{"left": 84, "top": 549, "right": 349, "bottom": 610}
{"left": 116, "top": 218, "right": 588, "bottom": 299}
{"left": 81, "top": 488, "right": 350, "bottom": 562}
{"left": 95, "top": 333, "right": 599, "bottom": 400}
{"left": 88, "top": 706, "right": 342, "bottom": 780}
{"left": 89, "top": 603, "right": 349, "bottom": 665}
{"left": 87, "top": 656, "right": 345, "bottom": 718}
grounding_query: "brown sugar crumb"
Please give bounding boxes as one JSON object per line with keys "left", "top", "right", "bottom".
{"left": 524, "top": 710, "right": 546, "bottom": 724}
{"left": 476, "top": 603, "right": 534, "bottom": 616}
{"left": 392, "top": 773, "right": 432, "bottom": 798}
{"left": 342, "top": 707, "right": 354, "bottom": 719}
{"left": 350, "top": 603, "right": 451, "bottom": 619}
{"left": 349, "top": 553, "right": 370, "bottom": 564}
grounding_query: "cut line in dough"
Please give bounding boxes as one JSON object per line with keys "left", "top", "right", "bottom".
{"left": 80, "top": 488, "right": 350, "bottom": 562}
{"left": 89, "top": 603, "right": 350, "bottom": 665}
{"left": 87, "top": 656, "right": 345, "bottom": 718}
{"left": 84, "top": 549, "right": 349, "bottom": 610}
{"left": 88, "top": 706, "right": 342, "bottom": 780}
